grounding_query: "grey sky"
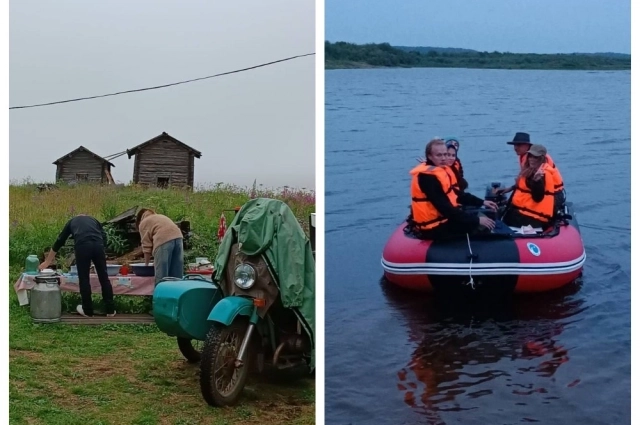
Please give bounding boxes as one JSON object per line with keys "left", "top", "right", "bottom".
{"left": 10, "top": 0, "right": 315, "bottom": 190}
{"left": 326, "top": 0, "right": 630, "bottom": 54}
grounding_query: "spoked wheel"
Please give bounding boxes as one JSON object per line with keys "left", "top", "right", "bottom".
{"left": 200, "top": 320, "right": 251, "bottom": 407}
{"left": 177, "top": 337, "right": 204, "bottom": 363}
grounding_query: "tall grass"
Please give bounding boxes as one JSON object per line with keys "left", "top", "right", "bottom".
{"left": 9, "top": 182, "right": 315, "bottom": 268}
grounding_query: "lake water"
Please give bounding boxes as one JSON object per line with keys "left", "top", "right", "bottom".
{"left": 324, "top": 68, "right": 630, "bottom": 425}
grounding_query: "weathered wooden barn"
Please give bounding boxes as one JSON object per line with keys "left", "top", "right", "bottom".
{"left": 126, "top": 132, "right": 201, "bottom": 188}
{"left": 53, "top": 146, "right": 115, "bottom": 184}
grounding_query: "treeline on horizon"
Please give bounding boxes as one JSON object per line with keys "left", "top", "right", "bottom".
{"left": 325, "top": 41, "right": 631, "bottom": 70}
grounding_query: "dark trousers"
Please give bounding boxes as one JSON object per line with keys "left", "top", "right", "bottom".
{"left": 75, "top": 242, "right": 115, "bottom": 315}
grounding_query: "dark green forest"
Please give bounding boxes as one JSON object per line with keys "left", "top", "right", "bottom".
{"left": 325, "top": 41, "right": 631, "bottom": 70}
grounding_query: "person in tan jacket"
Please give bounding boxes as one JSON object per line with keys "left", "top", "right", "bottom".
{"left": 136, "top": 208, "right": 184, "bottom": 284}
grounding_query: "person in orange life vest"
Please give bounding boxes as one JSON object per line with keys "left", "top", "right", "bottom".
{"left": 443, "top": 141, "right": 492, "bottom": 209}
{"left": 502, "top": 144, "right": 556, "bottom": 229}
{"left": 496, "top": 132, "right": 566, "bottom": 211}
{"left": 445, "top": 140, "right": 468, "bottom": 192}
{"left": 409, "top": 138, "right": 496, "bottom": 239}
{"left": 444, "top": 135, "right": 464, "bottom": 178}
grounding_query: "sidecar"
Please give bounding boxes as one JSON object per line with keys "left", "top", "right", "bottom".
{"left": 153, "top": 274, "right": 223, "bottom": 362}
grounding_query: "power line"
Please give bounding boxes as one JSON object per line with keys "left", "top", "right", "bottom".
{"left": 10, "top": 52, "right": 315, "bottom": 110}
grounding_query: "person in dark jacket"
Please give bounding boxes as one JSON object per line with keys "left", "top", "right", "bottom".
{"left": 39, "top": 214, "right": 116, "bottom": 317}
{"left": 409, "top": 138, "right": 497, "bottom": 240}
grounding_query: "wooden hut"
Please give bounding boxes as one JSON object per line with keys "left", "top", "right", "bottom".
{"left": 53, "top": 146, "right": 115, "bottom": 184}
{"left": 126, "top": 132, "right": 201, "bottom": 188}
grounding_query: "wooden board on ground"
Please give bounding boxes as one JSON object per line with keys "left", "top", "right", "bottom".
{"left": 59, "top": 313, "right": 155, "bottom": 325}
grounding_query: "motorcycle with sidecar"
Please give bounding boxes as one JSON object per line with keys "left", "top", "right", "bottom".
{"left": 153, "top": 198, "right": 315, "bottom": 406}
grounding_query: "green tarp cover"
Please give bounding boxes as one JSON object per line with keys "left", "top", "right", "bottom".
{"left": 214, "top": 198, "right": 315, "bottom": 369}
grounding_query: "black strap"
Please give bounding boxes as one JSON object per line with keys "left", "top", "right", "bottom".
{"left": 413, "top": 215, "right": 447, "bottom": 227}
{"left": 513, "top": 205, "right": 554, "bottom": 221}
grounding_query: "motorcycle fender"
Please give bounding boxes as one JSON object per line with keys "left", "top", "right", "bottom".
{"left": 207, "top": 297, "right": 254, "bottom": 326}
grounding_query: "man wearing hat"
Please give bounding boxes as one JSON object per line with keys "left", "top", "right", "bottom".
{"left": 502, "top": 144, "right": 560, "bottom": 228}
{"left": 497, "top": 132, "right": 565, "bottom": 211}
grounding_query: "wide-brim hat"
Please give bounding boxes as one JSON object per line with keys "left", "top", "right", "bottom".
{"left": 507, "top": 132, "right": 531, "bottom": 145}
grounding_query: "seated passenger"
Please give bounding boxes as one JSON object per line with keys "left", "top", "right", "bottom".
{"left": 408, "top": 138, "right": 496, "bottom": 239}
{"left": 444, "top": 136, "right": 464, "bottom": 179}
{"left": 502, "top": 144, "right": 556, "bottom": 229}
{"left": 497, "top": 132, "right": 566, "bottom": 212}
{"left": 445, "top": 140, "right": 468, "bottom": 191}
{"left": 444, "top": 141, "right": 497, "bottom": 211}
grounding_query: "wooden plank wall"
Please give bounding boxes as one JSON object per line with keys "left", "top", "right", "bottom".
{"left": 188, "top": 153, "right": 195, "bottom": 188}
{"left": 57, "top": 151, "right": 105, "bottom": 183}
{"left": 135, "top": 140, "right": 191, "bottom": 187}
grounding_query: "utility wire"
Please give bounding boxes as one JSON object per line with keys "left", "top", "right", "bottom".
{"left": 10, "top": 52, "right": 315, "bottom": 110}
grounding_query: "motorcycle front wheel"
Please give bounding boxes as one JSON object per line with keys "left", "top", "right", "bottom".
{"left": 199, "top": 320, "right": 251, "bottom": 407}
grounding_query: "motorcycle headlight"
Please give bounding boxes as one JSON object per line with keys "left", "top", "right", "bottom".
{"left": 234, "top": 263, "right": 256, "bottom": 289}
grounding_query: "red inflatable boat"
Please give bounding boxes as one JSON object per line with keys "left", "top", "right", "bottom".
{"left": 381, "top": 203, "right": 586, "bottom": 293}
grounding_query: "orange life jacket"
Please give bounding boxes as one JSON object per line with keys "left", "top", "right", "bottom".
{"left": 444, "top": 166, "right": 460, "bottom": 192}
{"left": 511, "top": 164, "right": 556, "bottom": 223}
{"left": 410, "top": 163, "right": 460, "bottom": 230}
{"left": 519, "top": 153, "right": 564, "bottom": 192}
{"left": 452, "top": 157, "right": 463, "bottom": 177}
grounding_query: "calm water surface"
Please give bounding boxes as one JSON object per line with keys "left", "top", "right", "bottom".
{"left": 325, "top": 68, "right": 630, "bottom": 425}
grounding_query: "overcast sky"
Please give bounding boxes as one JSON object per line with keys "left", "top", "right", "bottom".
{"left": 10, "top": 0, "right": 315, "bottom": 190}
{"left": 326, "top": 0, "right": 630, "bottom": 54}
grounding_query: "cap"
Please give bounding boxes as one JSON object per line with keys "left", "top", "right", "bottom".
{"left": 526, "top": 144, "right": 547, "bottom": 157}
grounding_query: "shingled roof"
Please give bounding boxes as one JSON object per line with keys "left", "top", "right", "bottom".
{"left": 52, "top": 146, "right": 115, "bottom": 167}
{"left": 126, "top": 132, "right": 202, "bottom": 159}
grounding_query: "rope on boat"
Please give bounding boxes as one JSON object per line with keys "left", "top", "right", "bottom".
{"left": 465, "top": 233, "right": 475, "bottom": 290}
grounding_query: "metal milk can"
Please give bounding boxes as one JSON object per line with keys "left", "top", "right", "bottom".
{"left": 30, "top": 273, "right": 62, "bottom": 323}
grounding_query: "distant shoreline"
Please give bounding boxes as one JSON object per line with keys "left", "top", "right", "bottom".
{"left": 325, "top": 62, "right": 631, "bottom": 71}
{"left": 325, "top": 41, "right": 631, "bottom": 71}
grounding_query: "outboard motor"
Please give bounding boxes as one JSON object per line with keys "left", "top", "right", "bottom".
{"left": 484, "top": 181, "right": 507, "bottom": 205}
{"left": 482, "top": 182, "right": 510, "bottom": 221}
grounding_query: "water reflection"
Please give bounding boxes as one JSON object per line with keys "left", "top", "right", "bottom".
{"left": 381, "top": 278, "right": 587, "bottom": 424}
